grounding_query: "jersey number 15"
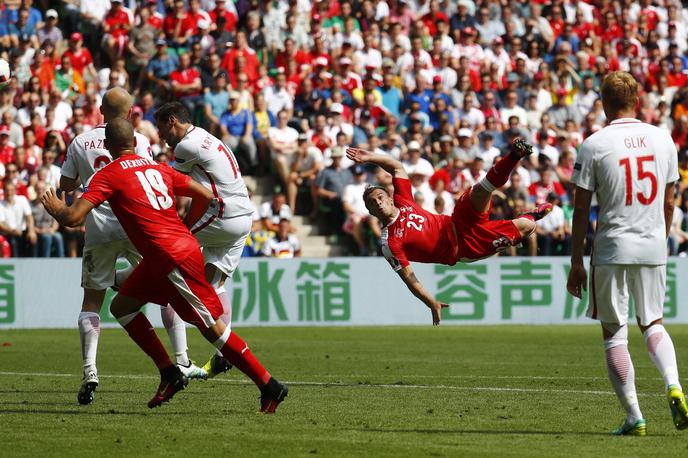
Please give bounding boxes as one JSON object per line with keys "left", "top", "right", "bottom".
{"left": 619, "top": 155, "right": 657, "bottom": 206}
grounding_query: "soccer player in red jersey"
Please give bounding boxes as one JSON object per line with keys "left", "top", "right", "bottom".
{"left": 42, "top": 119, "right": 287, "bottom": 412}
{"left": 346, "top": 142, "right": 552, "bottom": 325}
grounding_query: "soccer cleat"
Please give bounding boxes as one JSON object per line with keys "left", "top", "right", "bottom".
{"left": 510, "top": 137, "right": 534, "bottom": 159}
{"left": 259, "top": 377, "right": 288, "bottom": 414}
{"left": 177, "top": 361, "right": 208, "bottom": 380}
{"left": 201, "top": 354, "right": 232, "bottom": 379}
{"left": 611, "top": 418, "right": 647, "bottom": 436}
{"left": 668, "top": 385, "right": 688, "bottom": 430}
{"left": 520, "top": 202, "right": 553, "bottom": 222}
{"left": 77, "top": 371, "right": 99, "bottom": 405}
{"left": 147, "top": 366, "right": 188, "bottom": 409}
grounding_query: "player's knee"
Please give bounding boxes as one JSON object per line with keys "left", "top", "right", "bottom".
{"left": 602, "top": 322, "right": 628, "bottom": 349}
{"left": 515, "top": 218, "right": 536, "bottom": 239}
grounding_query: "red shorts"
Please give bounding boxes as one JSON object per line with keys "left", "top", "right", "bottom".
{"left": 451, "top": 189, "right": 522, "bottom": 262}
{"left": 119, "top": 250, "right": 222, "bottom": 329}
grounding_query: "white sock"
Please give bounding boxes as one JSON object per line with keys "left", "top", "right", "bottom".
{"left": 160, "top": 306, "right": 189, "bottom": 366}
{"left": 214, "top": 287, "right": 232, "bottom": 357}
{"left": 78, "top": 312, "right": 100, "bottom": 376}
{"left": 603, "top": 324, "right": 643, "bottom": 423}
{"left": 643, "top": 324, "right": 681, "bottom": 390}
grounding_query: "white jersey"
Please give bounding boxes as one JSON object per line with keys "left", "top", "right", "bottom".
{"left": 61, "top": 125, "right": 152, "bottom": 247}
{"left": 572, "top": 118, "right": 678, "bottom": 265}
{"left": 173, "top": 126, "right": 253, "bottom": 219}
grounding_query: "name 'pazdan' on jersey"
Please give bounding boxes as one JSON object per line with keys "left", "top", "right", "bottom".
{"left": 61, "top": 125, "right": 152, "bottom": 246}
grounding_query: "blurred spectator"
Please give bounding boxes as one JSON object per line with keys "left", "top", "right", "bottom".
{"left": 535, "top": 192, "right": 571, "bottom": 256}
{"left": 315, "top": 146, "right": 353, "bottom": 236}
{"left": 0, "top": 181, "right": 36, "bottom": 256}
{"left": 262, "top": 218, "right": 301, "bottom": 258}
{"left": 269, "top": 109, "right": 299, "bottom": 187}
{"left": 221, "top": 91, "right": 256, "bottom": 173}
{"left": 342, "top": 165, "right": 378, "bottom": 255}
{"left": 287, "top": 134, "right": 323, "bottom": 215}
{"left": 529, "top": 168, "right": 568, "bottom": 205}
{"left": 30, "top": 182, "right": 63, "bottom": 257}
{"left": 260, "top": 193, "right": 292, "bottom": 233}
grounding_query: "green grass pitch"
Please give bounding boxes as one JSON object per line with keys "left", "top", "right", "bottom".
{"left": 2, "top": 326, "right": 688, "bottom": 457}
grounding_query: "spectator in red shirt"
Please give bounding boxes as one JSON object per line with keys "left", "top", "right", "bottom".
{"left": 274, "top": 38, "right": 310, "bottom": 72}
{"left": 421, "top": 1, "right": 449, "bottom": 37}
{"left": 170, "top": 53, "right": 203, "bottom": 117}
{"left": 0, "top": 126, "right": 16, "bottom": 165}
{"left": 222, "top": 31, "right": 260, "bottom": 84}
{"left": 188, "top": 0, "right": 212, "bottom": 34}
{"left": 63, "top": 33, "right": 97, "bottom": 84}
{"left": 145, "top": 0, "right": 164, "bottom": 30}
{"left": 528, "top": 168, "right": 567, "bottom": 205}
{"left": 209, "top": 0, "right": 237, "bottom": 33}
{"left": 102, "top": 0, "right": 131, "bottom": 64}
{"left": 164, "top": 0, "right": 194, "bottom": 48}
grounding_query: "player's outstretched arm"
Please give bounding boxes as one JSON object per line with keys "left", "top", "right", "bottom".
{"left": 567, "top": 186, "right": 593, "bottom": 298}
{"left": 180, "top": 179, "right": 215, "bottom": 229}
{"left": 41, "top": 187, "right": 95, "bottom": 227}
{"left": 397, "top": 266, "right": 448, "bottom": 326}
{"left": 346, "top": 147, "right": 408, "bottom": 179}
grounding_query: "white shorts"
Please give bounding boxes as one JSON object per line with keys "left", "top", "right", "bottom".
{"left": 81, "top": 239, "right": 142, "bottom": 290}
{"left": 587, "top": 264, "right": 666, "bottom": 326}
{"left": 191, "top": 214, "right": 252, "bottom": 280}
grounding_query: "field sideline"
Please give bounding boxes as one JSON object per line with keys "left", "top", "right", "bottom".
{"left": 2, "top": 326, "right": 688, "bottom": 457}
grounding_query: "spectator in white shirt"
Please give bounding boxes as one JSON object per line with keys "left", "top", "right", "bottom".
{"left": 259, "top": 192, "right": 293, "bottom": 233}
{"left": 269, "top": 109, "right": 299, "bottom": 188}
{"left": 262, "top": 218, "right": 301, "bottom": 258}
{"left": 342, "top": 164, "right": 379, "bottom": 255}
{"left": 0, "top": 181, "right": 36, "bottom": 256}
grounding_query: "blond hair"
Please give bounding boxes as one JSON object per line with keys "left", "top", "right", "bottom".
{"left": 600, "top": 72, "right": 638, "bottom": 115}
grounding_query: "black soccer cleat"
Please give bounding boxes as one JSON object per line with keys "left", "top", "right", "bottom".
{"left": 259, "top": 377, "right": 288, "bottom": 414}
{"left": 510, "top": 137, "right": 534, "bottom": 159}
{"left": 77, "top": 371, "right": 99, "bottom": 405}
{"left": 147, "top": 365, "right": 188, "bottom": 408}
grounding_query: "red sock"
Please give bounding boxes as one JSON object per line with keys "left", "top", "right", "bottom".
{"left": 219, "top": 332, "right": 271, "bottom": 387}
{"left": 123, "top": 313, "right": 173, "bottom": 369}
{"left": 484, "top": 153, "right": 521, "bottom": 189}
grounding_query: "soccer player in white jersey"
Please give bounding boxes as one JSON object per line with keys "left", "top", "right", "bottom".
{"left": 60, "top": 89, "right": 205, "bottom": 405}
{"left": 567, "top": 72, "right": 688, "bottom": 436}
{"left": 154, "top": 102, "right": 254, "bottom": 377}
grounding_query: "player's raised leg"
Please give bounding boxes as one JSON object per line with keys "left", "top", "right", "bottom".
{"left": 77, "top": 288, "right": 105, "bottom": 405}
{"left": 602, "top": 322, "right": 646, "bottom": 436}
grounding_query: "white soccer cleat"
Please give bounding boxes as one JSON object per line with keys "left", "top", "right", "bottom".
{"left": 77, "top": 371, "right": 99, "bottom": 405}
{"left": 177, "top": 361, "right": 208, "bottom": 380}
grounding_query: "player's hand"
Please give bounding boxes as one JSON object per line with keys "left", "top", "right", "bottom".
{"left": 567, "top": 261, "right": 587, "bottom": 299}
{"left": 428, "top": 301, "right": 448, "bottom": 326}
{"left": 346, "top": 147, "right": 371, "bottom": 164}
{"left": 41, "top": 187, "right": 66, "bottom": 217}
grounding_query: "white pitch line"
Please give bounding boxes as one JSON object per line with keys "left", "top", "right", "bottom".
{"left": 0, "top": 371, "right": 662, "bottom": 397}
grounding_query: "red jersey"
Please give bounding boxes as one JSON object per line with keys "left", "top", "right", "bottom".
{"left": 82, "top": 156, "right": 199, "bottom": 270}
{"left": 148, "top": 14, "right": 163, "bottom": 30}
{"left": 63, "top": 48, "right": 93, "bottom": 76}
{"left": 104, "top": 8, "right": 130, "bottom": 38}
{"left": 170, "top": 67, "right": 201, "bottom": 98}
{"left": 381, "top": 178, "right": 458, "bottom": 271}
{"left": 164, "top": 12, "right": 194, "bottom": 38}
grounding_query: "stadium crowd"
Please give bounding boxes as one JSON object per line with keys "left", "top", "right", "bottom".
{"left": 1, "top": 0, "right": 688, "bottom": 259}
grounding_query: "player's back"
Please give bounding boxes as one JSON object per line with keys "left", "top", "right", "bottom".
{"left": 62, "top": 125, "right": 152, "bottom": 245}
{"left": 84, "top": 156, "right": 198, "bottom": 270}
{"left": 576, "top": 119, "right": 678, "bottom": 265}
{"left": 173, "top": 126, "right": 253, "bottom": 219}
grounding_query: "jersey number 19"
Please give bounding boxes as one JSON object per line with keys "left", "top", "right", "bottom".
{"left": 136, "top": 169, "right": 173, "bottom": 210}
